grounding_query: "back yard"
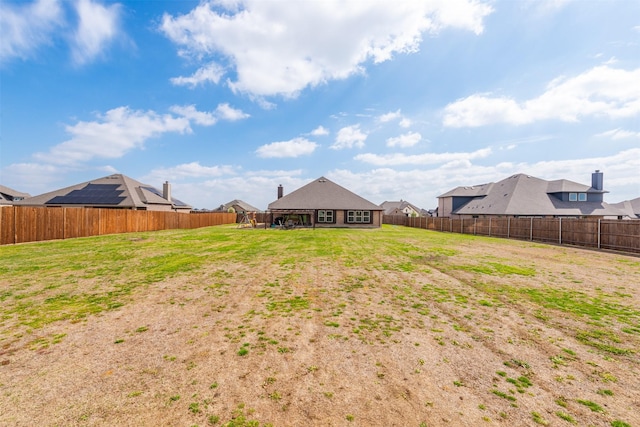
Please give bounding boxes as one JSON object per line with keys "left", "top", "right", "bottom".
{"left": 0, "top": 225, "right": 639, "bottom": 426}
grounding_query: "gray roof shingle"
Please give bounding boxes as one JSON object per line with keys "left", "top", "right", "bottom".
{"left": 268, "top": 177, "right": 382, "bottom": 211}
{"left": 218, "top": 200, "right": 261, "bottom": 213}
{"left": 380, "top": 200, "right": 422, "bottom": 215}
{"left": 14, "top": 174, "right": 191, "bottom": 210}
{"left": 0, "top": 185, "right": 31, "bottom": 205}
{"left": 442, "top": 174, "right": 627, "bottom": 217}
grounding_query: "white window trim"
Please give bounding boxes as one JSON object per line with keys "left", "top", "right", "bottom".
{"left": 318, "top": 209, "right": 334, "bottom": 223}
{"left": 347, "top": 210, "right": 371, "bottom": 223}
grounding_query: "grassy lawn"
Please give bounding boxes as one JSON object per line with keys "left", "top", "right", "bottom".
{"left": 1, "top": 225, "right": 639, "bottom": 426}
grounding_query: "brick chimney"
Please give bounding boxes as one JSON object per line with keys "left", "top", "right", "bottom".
{"left": 591, "top": 170, "right": 603, "bottom": 191}
{"left": 277, "top": 184, "right": 283, "bottom": 199}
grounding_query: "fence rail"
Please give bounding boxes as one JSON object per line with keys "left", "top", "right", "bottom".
{"left": 0, "top": 206, "right": 236, "bottom": 245}
{"left": 383, "top": 215, "right": 640, "bottom": 254}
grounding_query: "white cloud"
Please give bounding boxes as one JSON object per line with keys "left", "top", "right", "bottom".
{"left": 256, "top": 137, "right": 318, "bottom": 158}
{"left": 443, "top": 66, "right": 640, "bottom": 127}
{"left": 386, "top": 131, "right": 422, "bottom": 148}
{"left": 142, "top": 162, "right": 236, "bottom": 180}
{"left": 0, "top": 0, "right": 64, "bottom": 62}
{"left": 331, "top": 125, "right": 367, "bottom": 150}
{"left": 595, "top": 128, "right": 640, "bottom": 140}
{"left": 70, "top": 0, "right": 122, "bottom": 65}
{"left": 0, "top": 0, "right": 124, "bottom": 65}
{"left": 26, "top": 104, "right": 242, "bottom": 168}
{"left": 355, "top": 147, "right": 492, "bottom": 166}
{"left": 0, "top": 162, "right": 64, "bottom": 194}
{"left": 310, "top": 126, "right": 329, "bottom": 136}
{"left": 399, "top": 118, "right": 412, "bottom": 128}
{"left": 215, "top": 103, "right": 250, "bottom": 121}
{"left": 160, "top": 0, "right": 493, "bottom": 98}
{"left": 379, "top": 109, "right": 413, "bottom": 128}
{"left": 170, "top": 62, "right": 225, "bottom": 87}
{"left": 170, "top": 105, "right": 218, "bottom": 126}
{"left": 523, "top": 0, "right": 573, "bottom": 15}
{"left": 378, "top": 110, "right": 402, "bottom": 123}
{"left": 34, "top": 107, "right": 192, "bottom": 164}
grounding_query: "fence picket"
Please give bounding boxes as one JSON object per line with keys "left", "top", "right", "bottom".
{"left": 382, "top": 215, "right": 639, "bottom": 255}
{"left": 0, "top": 206, "right": 236, "bottom": 245}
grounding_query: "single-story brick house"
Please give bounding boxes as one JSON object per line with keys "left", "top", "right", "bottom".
{"left": 267, "top": 177, "right": 383, "bottom": 228}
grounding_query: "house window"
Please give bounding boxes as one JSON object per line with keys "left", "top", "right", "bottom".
{"left": 569, "top": 193, "right": 577, "bottom": 201}
{"left": 347, "top": 210, "right": 371, "bottom": 223}
{"left": 317, "top": 210, "right": 334, "bottom": 223}
{"left": 578, "top": 193, "right": 587, "bottom": 201}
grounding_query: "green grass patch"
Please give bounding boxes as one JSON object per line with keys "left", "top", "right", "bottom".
{"left": 491, "top": 389, "right": 516, "bottom": 401}
{"left": 555, "top": 411, "right": 576, "bottom": 424}
{"left": 265, "top": 296, "right": 310, "bottom": 312}
{"left": 452, "top": 262, "right": 535, "bottom": 276}
{"left": 576, "top": 399, "right": 604, "bottom": 413}
{"left": 521, "top": 288, "right": 639, "bottom": 322}
{"left": 576, "top": 329, "right": 634, "bottom": 355}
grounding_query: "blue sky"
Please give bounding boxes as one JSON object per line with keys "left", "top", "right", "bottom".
{"left": 1, "top": 0, "right": 639, "bottom": 210}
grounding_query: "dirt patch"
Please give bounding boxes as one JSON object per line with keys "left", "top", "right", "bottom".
{"left": 1, "top": 228, "right": 639, "bottom": 426}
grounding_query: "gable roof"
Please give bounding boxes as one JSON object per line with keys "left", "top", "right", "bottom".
{"left": 0, "top": 185, "right": 31, "bottom": 205}
{"left": 218, "top": 199, "right": 261, "bottom": 213}
{"left": 440, "top": 174, "right": 626, "bottom": 217}
{"left": 437, "top": 182, "right": 494, "bottom": 198}
{"left": 610, "top": 197, "right": 640, "bottom": 219}
{"left": 268, "top": 177, "right": 382, "bottom": 211}
{"left": 14, "top": 174, "right": 191, "bottom": 210}
{"left": 380, "top": 200, "right": 422, "bottom": 215}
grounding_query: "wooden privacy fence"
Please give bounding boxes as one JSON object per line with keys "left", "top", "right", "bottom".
{"left": 383, "top": 215, "right": 640, "bottom": 255}
{"left": 0, "top": 206, "right": 236, "bottom": 245}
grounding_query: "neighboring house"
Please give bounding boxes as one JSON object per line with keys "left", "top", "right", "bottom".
{"left": 422, "top": 208, "right": 437, "bottom": 217}
{"left": 215, "top": 199, "right": 262, "bottom": 213}
{"left": 0, "top": 185, "right": 31, "bottom": 205}
{"left": 381, "top": 200, "right": 422, "bottom": 217}
{"left": 437, "top": 170, "right": 628, "bottom": 219}
{"left": 610, "top": 197, "right": 640, "bottom": 219}
{"left": 267, "top": 176, "right": 384, "bottom": 228}
{"left": 14, "top": 174, "right": 192, "bottom": 212}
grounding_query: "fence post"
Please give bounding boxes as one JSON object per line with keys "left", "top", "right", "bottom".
{"left": 530, "top": 217, "right": 533, "bottom": 241}
{"left": 559, "top": 217, "right": 562, "bottom": 245}
{"left": 598, "top": 219, "right": 601, "bottom": 249}
{"left": 461, "top": 218, "right": 464, "bottom": 234}
{"left": 14, "top": 206, "right": 17, "bottom": 244}
{"left": 474, "top": 218, "right": 477, "bottom": 235}
{"left": 507, "top": 217, "right": 510, "bottom": 239}
{"left": 489, "top": 217, "right": 491, "bottom": 237}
